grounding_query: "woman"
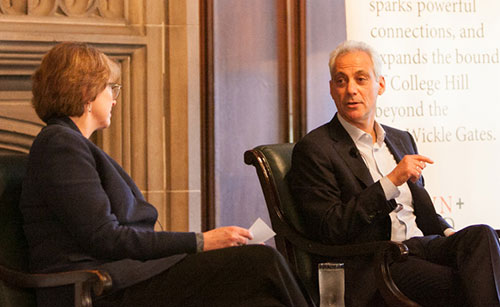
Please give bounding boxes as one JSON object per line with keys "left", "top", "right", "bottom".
{"left": 20, "top": 42, "right": 307, "bottom": 307}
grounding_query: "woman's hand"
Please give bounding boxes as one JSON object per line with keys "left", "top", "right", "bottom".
{"left": 202, "top": 226, "right": 253, "bottom": 251}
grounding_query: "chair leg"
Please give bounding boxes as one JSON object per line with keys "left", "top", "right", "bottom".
{"left": 374, "top": 251, "right": 420, "bottom": 307}
{"left": 74, "top": 281, "right": 93, "bottom": 307}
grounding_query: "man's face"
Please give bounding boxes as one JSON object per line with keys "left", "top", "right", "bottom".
{"left": 329, "top": 51, "right": 385, "bottom": 131}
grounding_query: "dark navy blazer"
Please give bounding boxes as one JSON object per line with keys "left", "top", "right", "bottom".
{"left": 20, "top": 117, "right": 195, "bottom": 293}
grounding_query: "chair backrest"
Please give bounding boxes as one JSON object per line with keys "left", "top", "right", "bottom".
{"left": 0, "top": 152, "right": 36, "bottom": 307}
{"left": 244, "top": 144, "right": 318, "bottom": 305}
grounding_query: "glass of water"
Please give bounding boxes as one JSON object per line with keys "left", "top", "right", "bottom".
{"left": 318, "top": 262, "right": 345, "bottom": 307}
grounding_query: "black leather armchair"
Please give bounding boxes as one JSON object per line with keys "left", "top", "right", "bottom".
{"left": 244, "top": 143, "right": 419, "bottom": 307}
{"left": 0, "top": 152, "right": 112, "bottom": 307}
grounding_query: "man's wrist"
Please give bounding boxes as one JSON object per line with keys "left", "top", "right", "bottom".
{"left": 444, "top": 228, "right": 456, "bottom": 237}
{"left": 380, "top": 176, "right": 400, "bottom": 200}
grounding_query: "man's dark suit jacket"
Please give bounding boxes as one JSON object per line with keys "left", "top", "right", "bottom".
{"left": 20, "top": 117, "right": 195, "bottom": 304}
{"left": 288, "top": 114, "right": 451, "bottom": 306}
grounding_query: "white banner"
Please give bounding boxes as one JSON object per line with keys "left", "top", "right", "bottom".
{"left": 346, "top": 0, "right": 500, "bottom": 229}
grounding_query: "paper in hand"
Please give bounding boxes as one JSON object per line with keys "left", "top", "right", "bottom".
{"left": 247, "top": 218, "right": 276, "bottom": 244}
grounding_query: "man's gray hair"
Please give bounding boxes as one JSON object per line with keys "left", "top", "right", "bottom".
{"left": 328, "top": 40, "right": 383, "bottom": 79}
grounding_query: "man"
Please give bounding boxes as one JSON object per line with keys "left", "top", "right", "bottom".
{"left": 288, "top": 40, "right": 500, "bottom": 307}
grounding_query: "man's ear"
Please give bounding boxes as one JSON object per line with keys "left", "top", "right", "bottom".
{"left": 329, "top": 79, "right": 337, "bottom": 98}
{"left": 377, "top": 75, "right": 386, "bottom": 95}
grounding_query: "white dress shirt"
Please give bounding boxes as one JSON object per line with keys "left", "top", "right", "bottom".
{"left": 338, "top": 115, "right": 424, "bottom": 242}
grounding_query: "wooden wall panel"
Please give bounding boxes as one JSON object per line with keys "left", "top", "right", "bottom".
{"left": 199, "top": 0, "right": 307, "bottom": 231}
{"left": 204, "top": 0, "right": 306, "bottom": 232}
{"left": 305, "top": 0, "right": 346, "bottom": 131}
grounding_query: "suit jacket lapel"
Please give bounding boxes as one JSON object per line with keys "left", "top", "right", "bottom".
{"left": 327, "top": 115, "right": 374, "bottom": 187}
{"left": 383, "top": 132, "right": 405, "bottom": 163}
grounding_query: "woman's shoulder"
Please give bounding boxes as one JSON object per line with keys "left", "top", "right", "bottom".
{"left": 34, "top": 123, "right": 85, "bottom": 147}
{"left": 30, "top": 122, "right": 97, "bottom": 162}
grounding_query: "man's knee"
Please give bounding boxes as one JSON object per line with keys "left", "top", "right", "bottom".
{"left": 462, "top": 224, "right": 497, "bottom": 240}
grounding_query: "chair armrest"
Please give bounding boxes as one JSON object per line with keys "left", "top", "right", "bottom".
{"left": 274, "top": 211, "right": 408, "bottom": 261}
{"left": 0, "top": 264, "right": 112, "bottom": 296}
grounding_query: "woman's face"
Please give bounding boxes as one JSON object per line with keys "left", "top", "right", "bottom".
{"left": 89, "top": 83, "right": 117, "bottom": 130}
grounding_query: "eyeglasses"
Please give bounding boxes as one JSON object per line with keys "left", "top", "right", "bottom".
{"left": 108, "top": 83, "right": 122, "bottom": 100}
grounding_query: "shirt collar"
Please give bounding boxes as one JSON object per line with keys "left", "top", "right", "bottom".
{"left": 337, "top": 113, "right": 386, "bottom": 145}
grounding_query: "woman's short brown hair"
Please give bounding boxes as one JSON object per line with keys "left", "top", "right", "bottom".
{"left": 32, "top": 42, "right": 121, "bottom": 123}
